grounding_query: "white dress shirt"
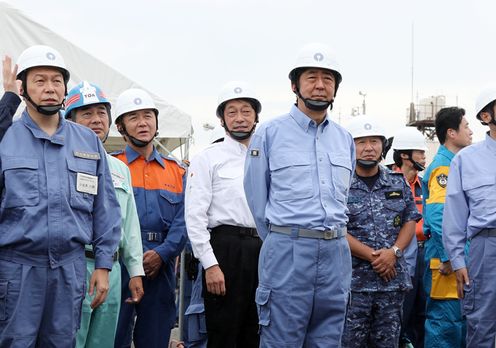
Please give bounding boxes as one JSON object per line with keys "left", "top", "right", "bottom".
{"left": 185, "top": 134, "right": 256, "bottom": 270}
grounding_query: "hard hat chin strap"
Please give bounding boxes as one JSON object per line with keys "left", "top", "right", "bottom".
{"left": 119, "top": 124, "right": 156, "bottom": 148}
{"left": 295, "top": 87, "right": 333, "bottom": 112}
{"left": 101, "top": 132, "right": 109, "bottom": 144}
{"left": 356, "top": 159, "right": 378, "bottom": 169}
{"left": 128, "top": 135, "right": 154, "bottom": 148}
{"left": 23, "top": 92, "right": 63, "bottom": 116}
{"left": 407, "top": 153, "right": 425, "bottom": 171}
{"left": 117, "top": 114, "right": 158, "bottom": 148}
{"left": 223, "top": 123, "right": 256, "bottom": 141}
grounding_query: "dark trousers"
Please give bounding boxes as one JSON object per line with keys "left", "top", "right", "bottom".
{"left": 401, "top": 244, "right": 426, "bottom": 347}
{"left": 202, "top": 225, "right": 262, "bottom": 348}
{"left": 115, "top": 258, "right": 176, "bottom": 348}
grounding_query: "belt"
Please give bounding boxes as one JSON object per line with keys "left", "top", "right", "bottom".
{"left": 417, "top": 240, "right": 425, "bottom": 248}
{"left": 211, "top": 225, "right": 259, "bottom": 238}
{"left": 0, "top": 247, "right": 84, "bottom": 268}
{"left": 85, "top": 249, "right": 119, "bottom": 262}
{"left": 269, "top": 225, "right": 347, "bottom": 240}
{"left": 479, "top": 228, "right": 496, "bottom": 237}
{"left": 142, "top": 231, "right": 165, "bottom": 243}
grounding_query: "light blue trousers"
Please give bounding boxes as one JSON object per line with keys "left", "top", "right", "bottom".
{"left": 256, "top": 232, "right": 351, "bottom": 348}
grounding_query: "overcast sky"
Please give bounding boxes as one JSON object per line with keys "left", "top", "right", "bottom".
{"left": 5, "top": 0, "right": 496, "bottom": 154}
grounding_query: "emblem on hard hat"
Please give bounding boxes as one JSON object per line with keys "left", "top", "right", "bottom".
{"left": 234, "top": 87, "right": 242, "bottom": 94}
{"left": 314, "top": 53, "right": 324, "bottom": 62}
{"left": 364, "top": 123, "right": 372, "bottom": 130}
{"left": 46, "top": 52, "right": 56, "bottom": 60}
{"left": 134, "top": 98, "right": 142, "bottom": 105}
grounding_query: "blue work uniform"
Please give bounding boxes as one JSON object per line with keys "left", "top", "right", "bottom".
{"left": 184, "top": 262, "right": 208, "bottom": 348}
{"left": 342, "top": 167, "right": 420, "bottom": 348}
{"left": 244, "top": 105, "right": 355, "bottom": 347}
{"left": 0, "top": 92, "right": 20, "bottom": 141}
{"left": 114, "top": 145, "right": 187, "bottom": 348}
{"left": 0, "top": 110, "right": 121, "bottom": 347}
{"left": 422, "top": 145, "right": 465, "bottom": 348}
{"left": 400, "top": 172, "right": 426, "bottom": 348}
{"left": 443, "top": 133, "right": 496, "bottom": 348}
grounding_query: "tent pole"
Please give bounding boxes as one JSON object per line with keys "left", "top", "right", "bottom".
{"left": 177, "top": 135, "right": 191, "bottom": 343}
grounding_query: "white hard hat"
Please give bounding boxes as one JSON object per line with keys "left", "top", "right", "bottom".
{"left": 288, "top": 42, "right": 342, "bottom": 84}
{"left": 210, "top": 125, "right": 226, "bottom": 144}
{"left": 392, "top": 127, "right": 427, "bottom": 151}
{"left": 216, "top": 81, "right": 261, "bottom": 118}
{"left": 114, "top": 88, "right": 159, "bottom": 122}
{"left": 383, "top": 150, "right": 395, "bottom": 166}
{"left": 475, "top": 87, "right": 496, "bottom": 119}
{"left": 345, "top": 115, "right": 386, "bottom": 140}
{"left": 16, "top": 45, "right": 70, "bottom": 81}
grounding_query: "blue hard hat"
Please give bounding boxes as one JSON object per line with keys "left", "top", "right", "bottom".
{"left": 65, "top": 81, "right": 111, "bottom": 121}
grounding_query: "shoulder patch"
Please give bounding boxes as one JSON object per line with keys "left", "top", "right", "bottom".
{"left": 436, "top": 173, "right": 448, "bottom": 188}
{"left": 426, "top": 165, "right": 450, "bottom": 205}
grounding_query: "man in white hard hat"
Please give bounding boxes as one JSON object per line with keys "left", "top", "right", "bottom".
{"left": 422, "top": 107, "right": 472, "bottom": 348}
{"left": 182, "top": 126, "right": 226, "bottom": 348}
{"left": 209, "top": 124, "right": 225, "bottom": 144}
{"left": 342, "top": 116, "right": 419, "bottom": 348}
{"left": 0, "top": 56, "right": 21, "bottom": 141}
{"left": 63, "top": 81, "right": 145, "bottom": 348}
{"left": 382, "top": 136, "right": 398, "bottom": 170}
{"left": 442, "top": 88, "right": 496, "bottom": 347}
{"left": 244, "top": 42, "right": 355, "bottom": 346}
{"left": 0, "top": 45, "right": 121, "bottom": 347}
{"left": 392, "top": 127, "right": 428, "bottom": 348}
{"left": 186, "top": 81, "right": 262, "bottom": 347}
{"left": 112, "top": 88, "right": 187, "bottom": 348}
{"left": 383, "top": 150, "right": 398, "bottom": 170}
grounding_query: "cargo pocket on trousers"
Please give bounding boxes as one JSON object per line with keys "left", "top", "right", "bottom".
{"left": 462, "top": 279, "right": 475, "bottom": 316}
{"left": 0, "top": 281, "right": 7, "bottom": 321}
{"left": 185, "top": 304, "right": 207, "bottom": 341}
{"left": 255, "top": 286, "right": 271, "bottom": 327}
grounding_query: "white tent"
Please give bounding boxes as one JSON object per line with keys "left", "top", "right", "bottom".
{"left": 0, "top": 1, "right": 192, "bottom": 158}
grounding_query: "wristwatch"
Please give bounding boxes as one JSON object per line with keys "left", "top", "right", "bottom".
{"left": 392, "top": 245, "right": 403, "bottom": 258}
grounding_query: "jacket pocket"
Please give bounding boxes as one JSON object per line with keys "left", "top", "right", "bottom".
{"left": 255, "top": 286, "right": 271, "bottom": 327}
{"left": 185, "top": 303, "right": 207, "bottom": 341}
{"left": 328, "top": 154, "right": 352, "bottom": 203}
{"left": 67, "top": 159, "right": 95, "bottom": 213}
{"left": 2, "top": 157, "right": 39, "bottom": 208}
{"left": 462, "top": 279, "right": 475, "bottom": 315}
{"left": 269, "top": 152, "right": 313, "bottom": 201}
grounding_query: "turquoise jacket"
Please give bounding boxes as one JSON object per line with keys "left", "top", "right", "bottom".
{"left": 422, "top": 145, "right": 454, "bottom": 262}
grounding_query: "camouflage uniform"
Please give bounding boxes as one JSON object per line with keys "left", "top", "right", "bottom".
{"left": 342, "top": 167, "right": 421, "bottom": 348}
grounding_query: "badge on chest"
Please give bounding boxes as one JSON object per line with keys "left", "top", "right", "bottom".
{"left": 385, "top": 190, "right": 403, "bottom": 199}
{"left": 77, "top": 172, "right": 98, "bottom": 195}
{"left": 111, "top": 171, "right": 125, "bottom": 189}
